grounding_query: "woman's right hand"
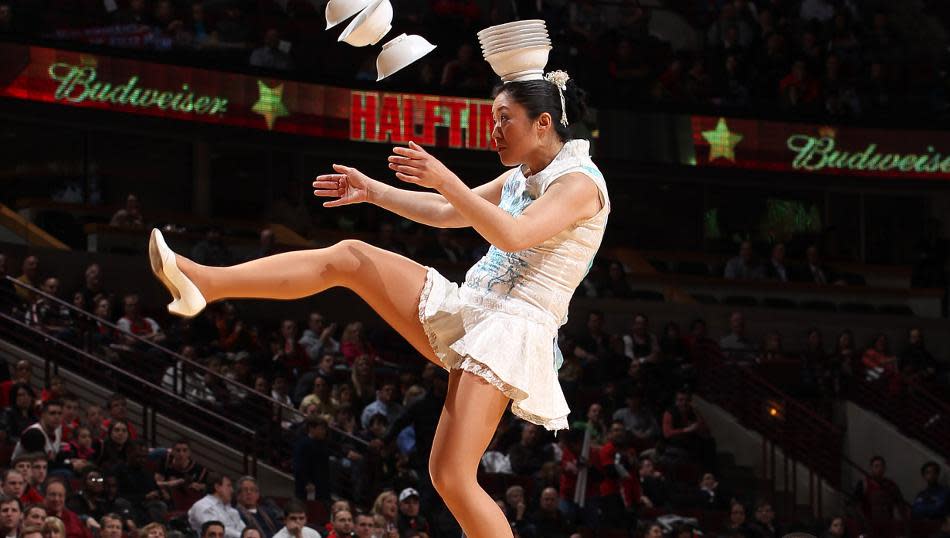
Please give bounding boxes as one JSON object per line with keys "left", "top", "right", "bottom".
{"left": 313, "top": 164, "right": 374, "bottom": 207}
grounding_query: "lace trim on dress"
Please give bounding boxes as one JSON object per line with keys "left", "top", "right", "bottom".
{"left": 417, "top": 268, "right": 444, "bottom": 368}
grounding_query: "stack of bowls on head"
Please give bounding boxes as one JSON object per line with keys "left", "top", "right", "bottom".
{"left": 478, "top": 19, "right": 552, "bottom": 82}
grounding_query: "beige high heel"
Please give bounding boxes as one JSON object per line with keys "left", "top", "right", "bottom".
{"left": 148, "top": 228, "right": 207, "bottom": 318}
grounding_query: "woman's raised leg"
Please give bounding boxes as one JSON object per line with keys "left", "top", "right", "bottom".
{"left": 429, "top": 369, "right": 513, "bottom": 538}
{"left": 173, "top": 240, "right": 439, "bottom": 364}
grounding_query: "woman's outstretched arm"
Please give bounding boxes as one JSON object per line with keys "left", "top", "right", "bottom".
{"left": 389, "top": 142, "right": 602, "bottom": 252}
{"left": 314, "top": 163, "right": 510, "bottom": 229}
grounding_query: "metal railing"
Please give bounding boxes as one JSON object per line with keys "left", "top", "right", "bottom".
{"left": 1, "top": 275, "right": 371, "bottom": 499}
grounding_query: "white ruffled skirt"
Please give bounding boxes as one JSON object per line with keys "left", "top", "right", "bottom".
{"left": 417, "top": 267, "right": 570, "bottom": 431}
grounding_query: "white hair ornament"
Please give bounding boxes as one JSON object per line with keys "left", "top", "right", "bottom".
{"left": 544, "top": 70, "right": 570, "bottom": 127}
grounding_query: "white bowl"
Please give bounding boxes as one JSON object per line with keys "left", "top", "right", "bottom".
{"left": 479, "top": 32, "right": 549, "bottom": 47}
{"left": 325, "top": 0, "right": 372, "bottom": 29}
{"left": 338, "top": 0, "right": 393, "bottom": 47}
{"left": 501, "top": 69, "right": 545, "bottom": 81}
{"left": 485, "top": 45, "right": 551, "bottom": 79}
{"left": 482, "top": 39, "right": 552, "bottom": 55}
{"left": 376, "top": 33, "right": 436, "bottom": 81}
{"left": 477, "top": 19, "right": 546, "bottom": 39}
{"left": 482, "top": 36, "right": 551, "bottom": 51}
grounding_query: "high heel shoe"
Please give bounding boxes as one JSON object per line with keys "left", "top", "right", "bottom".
{"left": 149, "top": 228, "right": 207, "bottom": 318}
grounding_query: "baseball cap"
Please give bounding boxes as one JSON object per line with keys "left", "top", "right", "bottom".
{"left": 398, "top": 488, "right": 420, "bottom": 502}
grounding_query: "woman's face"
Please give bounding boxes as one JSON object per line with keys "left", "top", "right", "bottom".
{"left": 382, "top": 494, "right": 397, "bottom": 517}
{"left": 339, "top": 385, "right": 352, "bottom": 402}
{"left": 77, "top": 429, "right": 92, "bottom": 448}
{"left": 829, "top": 517, "right": 844, "bottom": 535}
{"left": 730, "top": 503, "right": 746, "bottom": 525}
{"left": 15, "top": 387, "right": 32, "bottom": 410}
{"left": 491, "top": 91, "right": 544, "bottom": 167}
{"left": 110, "top": 422, "right": 129, "bottom": 444}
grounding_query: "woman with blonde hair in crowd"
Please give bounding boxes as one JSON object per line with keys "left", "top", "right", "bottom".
{"left": 139, "top": 522, "right": 166, "bottom": 538}
{"left": 350, "top": 355, "right": 376, "bottom": 409}
{"left": 371, "top": 490, "right": 398, "bottom": 535}
{"left": 40, "top": 517, "right": 66, "bottom": 538}
{"left": 340, "top": 322, "right": 376, "bottom": 365}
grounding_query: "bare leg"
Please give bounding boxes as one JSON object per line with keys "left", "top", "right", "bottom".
{"left": 430, "top": 369, "right": 513, "bottom": 538}
{"left": 174, "top": 240, "right": 438, "bottom": 364}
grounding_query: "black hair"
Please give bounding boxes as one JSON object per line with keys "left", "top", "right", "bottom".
{"left": 200, "top": 521, "right": 225, "bottom": 538}
{"left": 492, "top": 76, "right": 588, "bottom": 143}
{"left": 19, "top": 429, "right": 46, "bottom": 453}
{"left": 870, "top": 455, "right": 886, "bottom": 466}
{"left": 284, "top": 499, "right": 306, "bottom": 516}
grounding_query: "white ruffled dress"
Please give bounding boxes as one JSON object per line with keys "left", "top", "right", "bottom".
{"left": 417, "top": 139, "right": 610, "bottom": 431}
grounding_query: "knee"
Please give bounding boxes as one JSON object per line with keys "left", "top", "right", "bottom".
{"left": 325, "top": 239, "right": 370, "bottom": 278}
{"left": 429, "top": 456, "right": 466, "bottom": 497}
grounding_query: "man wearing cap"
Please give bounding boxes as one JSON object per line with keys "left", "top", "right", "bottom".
{"left": 396, "top": 488, "right": 430, "bottom": 537}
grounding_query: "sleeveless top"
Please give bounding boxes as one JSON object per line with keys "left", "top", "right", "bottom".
{"left": 462, "top": 139, "right": 610, "bottom": 368}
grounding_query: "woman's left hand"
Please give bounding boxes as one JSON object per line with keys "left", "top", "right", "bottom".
{"left": 387, "top": 141, "right": 456, "bottom": 190}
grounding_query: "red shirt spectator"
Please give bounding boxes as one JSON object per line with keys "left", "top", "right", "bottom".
{"left": 45, "top": 479, "right": 92, "bottom": 538}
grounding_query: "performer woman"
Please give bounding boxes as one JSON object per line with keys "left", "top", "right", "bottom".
{"left": 149, "top": 71, "right": 609, "bottom": 538}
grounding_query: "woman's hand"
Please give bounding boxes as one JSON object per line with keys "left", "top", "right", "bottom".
{"left": 388, "top": 141, "right": 457, "bottom": 190}
{"left": 313, "top": 164, "right": 374, "bottom": 207}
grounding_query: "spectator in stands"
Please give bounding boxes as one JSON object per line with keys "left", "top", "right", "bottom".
{"left": 528, "top": 487, "right": 575, "bottom": 538}
{"left": 801, "top": 245, "right": 834, "bottom": 285}
{"left": 98, "top": 513, "right": 122, "bottom": 538}
{"left": 779, "top": 58, "right": 821, "bottom": 113}
{"left": 594, "top": 421, "right": 637, "bottom": 527}
{"left": 0, "top": 470, "right": 25, "bottom": 502}
{"left": 75, "top": 264, "right": 106, "bottom": 312}
{"left": 0, "top": 494, "right": 21, "bottom": 538}
{"left": 96, "top": 420, "right": 130, "bottom": 471}
{"left": 724, "top": 241, "right": 763, "bottom": 280}
{"left": 0, "top": 3, "right": 14, "bottom": 35}
{"left": 724, "top": 500, "right": 752, "bottom": 536}
{"left": 719, "top": 311, "right": 755, "bottom": 362}
{"left": 340, "top": 322, "right": 377, "bottom": 366}
{"left": 395, "top": 488, "right": 429, "bottom": 536}
{"left": 15, "top": 255, "right": 40, "bottom": 303}
{"left": 41, "top": 517, "right": 66, "bottom": 538}
{"left": 422, "top": 229, "right": 465, "bottom": 264}
{"left": 695, "top": 472, "right": 731, "bottom": 511}
{"left": 299, "top": 375, "right": 336, "bottom": 421}
{"left": 900, "top": 328, "right": 939, "bottom": 385}
{"left": 638, "top": 457, "right": 668, "bottom": 509}
{"left": 102, "top": 395, "right": 138, "bottom": 441}
{"left": 211, "top": 5, "right": 249, "bottom": 49}
{"left": 862, "top": 333, "right": 898, "bottom": 382}
{"left": 662, "top": 389, "right": 715, "bottom": 469}
{"left": 26, "top": 454, "right": 47, "bottom": 499}
{"left": 292, "top": 417, "right": 330, "bottom": 503}
{"left": 44, "top": 479, "right": 91, "bottom": 538}
{"left": 612, "top": 392, "right": 659, "bottom": 446}
{"left": 188, "top": 473, "right": 245, "bottom": 538}
{"left": 234, "top": 477, "right": 281, "bottom": 538}
{"left": 508, "top": 422, "right": 552, "bottom": 476}
{"left": 249, "top": 28, "right": 293, "bottom": 71}
{"left": 350, "top": 356, "right": 376, "bottom": 408}
{"left": 22, "top": 504, "right": 46, "bottom": 527}
{"left": 117, "top": 294, "right": 166, "bottom": 346}
{"left": 440, "top": 42, "right": 489, "bottom": 91}
{"left": 25, "top": 278, "right": 75, "bottom": 340}
{"left": 746, "top": 499, "right": 780, "bottom": 538}
{"left": 66, "top": 466, "right": 108, "bottom": 521}
{"left": 622, "top": 313, "right": 659, "bottom": 364}
{"left": 1, "top": 383, "right": 38, "bottom": 443}
{"left": 13, "top": 400, "right": 63, "bottom": 461}
{"left": 763, "top": 243, "right": 790, "bottom": 282}
{"left": 912, "top": 461, "right": 949, "bottom": 520}
{"left": 109, "top": 195, "right": 144, "bottom": 230}
{"left": 757, "top": 330, "right": 786, "bottom": 363}
{"left": 854, "top": 456, "right": 906, "bottom": 530}
{"left": 155, "top": 439, "right": 207, "bottom": 499}
{"left": 325, "top": 508, "right": 356, "bottom": 538}
{"left": 574, "top": 310, "right": 613, "bottom": 379}
{"left": 353, "top": 512, "right": 374, "bottom": 538}
{"left": 64, "top": 426, "right": 100, "bottom": 469}
{"left": 800, "top": 327, "right": 829, "bottom": 397}
{"left": 1, "top": 360, "right": 33, "bottom": 407}
{"left": 382, "top": 370, "right": 446, "bottom": 473}
{"left": 200, "top": 521, "right": 225, "bottom": 538}
{"left": 572, "top": 402, "right": 607, "bottom": 446}
{"left": 191, "top": 229, "right": 234, "bottom": 268}
{"left": 371, "top": 491, "right": 398, "bottom": 535}
{"left": 273, "top": 319, "right": 309, "bottom": 377}
{"left": 114, "top": 440, "right": 165, "bottom": 524}
{"left": 255, "top": 229, "right": 278, "bottom": 260}
{"left": 360, "top": 380, "right": 403, "bottom": 431}
{"left": 602, "top": 261, "right": 633, "bottom": 299}
{"left": 299, "top": 312, "right": 339, "bottom": 361}
{"left": 502, "top": 485, "right": 532, "bottom": 537}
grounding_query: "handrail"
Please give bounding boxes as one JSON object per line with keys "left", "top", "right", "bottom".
{"left": 3, "top": 275, "right": 370, "bottom": 448}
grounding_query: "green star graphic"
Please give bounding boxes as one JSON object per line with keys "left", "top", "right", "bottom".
{"left": 702, "top": 117, "right": 743, "bottom": 162}
{"left": 252, "top": 81, "right": 289, "bottom": 130}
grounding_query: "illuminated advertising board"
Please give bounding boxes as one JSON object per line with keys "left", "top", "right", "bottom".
{"left": 0, "top": 43, "right": 495, "bottom": 150}
{"left": 691, "top": 115, "right": 950, "bottom": 180}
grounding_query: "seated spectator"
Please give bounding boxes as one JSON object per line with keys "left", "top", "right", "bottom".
{"left": 685, "top": 318, "right": 719, "bottom": 364}
{"left": 854, "top": 456, "right": 906, "bottom": 529}
{"left": 191, "top": 229, "right": 234, "bottom": 267}
{"left": 746, "top": 499, "right": 781, "bottom": 538}
{"left": 0, "top": 4, "right": 14, "bottom": 36}
{"left": 1, "top": 469, "right": 26, "bottom": 501}
{"left": 912, "top": 461, "right": 949, "bottom": 520}
{"left": 292, "top": 417, "right": 330, "bottom": 504}
{"left": 528, "top": 486, "right": 575, "bottom": 538}
{"left": 298, "top": 375, "right": 336, "bottom": 421}
{"left": 371, "top": 491, "right": 398, "bottom": 533}
{"left": 0, "top": 494, "right": 20, "bottom": 538}
{"left": 117, "top": 294, "right": 166, "bottom": 346}
{"left": 821, "top": 515, "right": 847, "bottom": 538}
{"left": 396, "top": 488, "right": 430, "bottom": 537}
{"left": 799, "top": 245, "right": 835, "bottom": 285}
{"left": 13, "top": 400, "right": 63, "bottom": 462}
{"left": 114, "top": 440, "right": 166, "bottom": 525}
{"left": 719, "top": 311, "right": 755, "bottom": 362}
{"left": 155, "top": 439, "right": 207, "bottom": 498}
{"left": 502, "top": 485, "right": 532, "bottom": 537}
{"left": 638, "top": 457, "right": 669, "bottom": 509}
{"left": 299, "top": 312, "right": 339, "bottom": 361}
{"left": 623, "top": 313, "right": 659, "bottom": 364}
{"left": 725, "top": 500, "right": 752, "bottom": 536}
{"left": 507, "top": 423, "right": 551, "bottom": 476}
{"left": 422, "top": 229, "right": 465, "bottom": 264}
{"left": 64, "top": 426, "right": 100, "bottom": 467}
{"left": 102, "top": 395, "right": 138, "bottom": 441}
{"left": 234, "top": 477, "right": 282, "bottom": 538}
{"left": 109, "top": 195, "right": 144, "bottom": 230}
{"left": 779, "top": 58, "right": 821, "bottom": 113}
{"left": 113, "top": 0, "right": 151, "bottom": 25}
{"left": 340, "top": 322, "right": 377, "bottom": 366}
{"left": 26, "top": 278, "right": 75, "bottom": 340}
{"left": 15, "top": 255, "right": 40, "bottom": 303}
{"left": 757, "top": 331, "right": 786, "bottom": 363}
{"left": 211, "top": 5, "right": 249, "bottom": 49}
{"left": 188, "top": 473, "right": 245, "bottom": 538}
{"left": 22, "top": 505, "right": 46, "bottom": 529}
{"left": 1, "top": 383, "right": 38, "bottom": 443}
{"left": 572, "top": 403, "right": 607, "bottom": 447}
{"left": 66, "top": 466, "right": 109, "bottom": 521}
{"left": 96, "top": 421, "right": 130, "bottom": 471}
{"left": 662, "top": 389, "right": 716, "bottom": 469}
{"left": 43, "top": 479, "right": 91, "bottom": 538}
{"left": 326, "top": 507, "right": 357, "bottom": 538}
{"left": 862, "top": 334, "right": 898, "bottom": 380}
{"left": 763, "top": 243, "right": 790, "bottom": 282}
{"left": 199, "top": 521, "right": 225, "bottom": 538}
{"left": 724, "top": 241, "right": 763, "bottom": 280}
{"left": 900, "top": 328, "right": 939, "bottom": 384}
{"left": 182, "top": 2, "right": 212, "bottom": 49}
{"left": 612, "top": 393, "right": 659, "bottom": 446}
{"left": 594, "top": 421, "right": 637, "bottom": 528}
{"left": 695, "top": 472, "right": 731, "bottom": 511}
{"left": 272, "top": 320, "right": 309, "bottom": 377}
{"left": 41, "top": 518, "right": 67, "bottom": 538}
{"left": 573, "top": 310, "right": 614, "bottom": 378}
{"left": 360, "top": 380, "right": 403, "bottom": 431}
{"left": 248, "top": 28, "right": 293, "bottom": 71}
